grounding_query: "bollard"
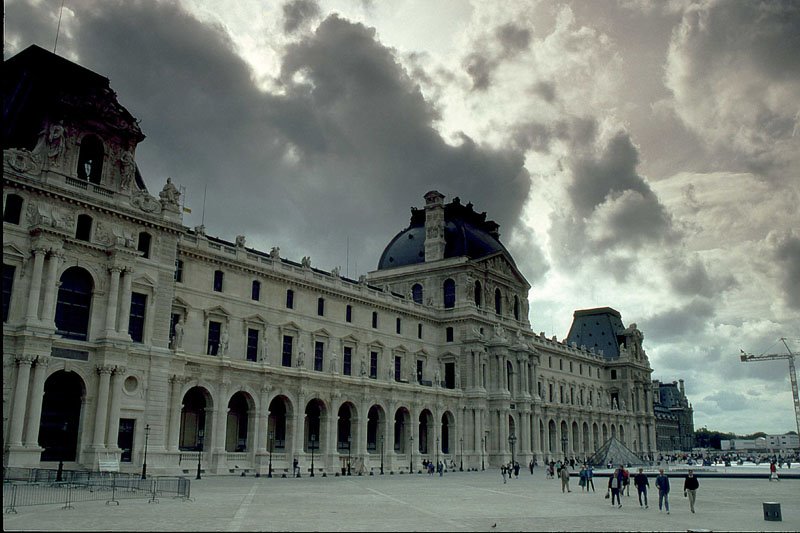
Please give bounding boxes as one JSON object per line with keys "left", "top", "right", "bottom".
{"left": 763, "top": 502, "right": 782, "bottom": 521}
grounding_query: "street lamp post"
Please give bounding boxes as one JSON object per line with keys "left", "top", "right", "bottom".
{"left": 267, "top": 431, "right": 274, "bottom": 478}
{"left": 409, "top": 435, "right": 414, "bottom": 473}
{"left": 141, "top": 424, "right": 150, "bottom": 479}
{"left": 380, "top": 435, "right": 385, "bottom": 475}
{"left": 481, "top": 435, "right": 485, "bottom": 471}
{"left": 436, "top": 436, "right": 439, "bottom": 468}
{"left": 196, "top": 432, "right": 204, "bottom": 480}
{"left": 459, "top": 437, "right": 464, "bottom": 471}
{"left": 347, "top": 435, "right": 352, "bottom": 476}
{"left": 561, "top": 433, "right": 568, "bottom": 462}
{"left": 310, "top": 434, "right": 316, "bottom": 477}
{"left": 509, "top": 433, "right": 517, "bottom": 466}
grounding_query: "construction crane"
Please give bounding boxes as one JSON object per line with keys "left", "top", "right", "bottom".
{"left": 740, "top": 337, "right": 799, "bottom": 438}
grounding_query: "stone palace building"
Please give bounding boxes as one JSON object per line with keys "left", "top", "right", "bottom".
{"left": 3, "top": 45, "right": 657, "bottom": 476}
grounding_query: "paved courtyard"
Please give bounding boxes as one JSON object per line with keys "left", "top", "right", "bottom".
{"left": 3, "top": 469, "right": 799, "bottom": 532}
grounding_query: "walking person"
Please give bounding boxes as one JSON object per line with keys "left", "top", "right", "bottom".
{"left": 579, "top": 465, "right": 587, "bottom": 492}
{"left": 560, "top": 462, "right": 572, "bottom": 493}
{"left": 622, "top": 465, "right": 630, "bottom": 496}
{"left": 529, "top": 459, "right": 534, "bottom": 475}
{"left": 586, "top": 464, "right": 595, "bottom": 492}
{"left": 655, "top": 468, "right": 670, "bottom": 514}
{"left": 634, "top": 468, "right": 649, "bottom": 508}
{"left": 607, "top": 467, "right": 622, "bottom": 507}
{"left": 683, "top": 469, "right": 699, "bottom": 513}
{"left": 514, "top": 461, "right": 520, "bottom": 479}
{"left": 501, "top": 463, "right": 507, "bottom": 484}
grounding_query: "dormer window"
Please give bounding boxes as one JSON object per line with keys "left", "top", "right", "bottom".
{"left": 77, "top": 135, "right": 104, "bottom": 184}
{"left": 443, "top": 279, "right": 455, "bottom": 309}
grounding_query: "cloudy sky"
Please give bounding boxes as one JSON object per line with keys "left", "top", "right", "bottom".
{"left": 5, "top": 0, "right": 799, "bottom": 435}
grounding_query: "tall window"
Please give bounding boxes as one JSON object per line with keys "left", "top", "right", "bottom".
{"left": 207, "top": 321, "right": 221, "bottom": 355}
{"left": 317, "top": 297, "right": 325, "bottom": 316}
{"left": 251, "top": 280, "right": 261, "bottom": 301}
{"left": 345, "top": 304, "right": 352, "bottom": 323}
{"left": 75, "top": 214, "right": 92, "bottom": 241}
{"left": 443, "top": 278, "right": 456, "bottom": 309}
{"left": 396, "top": 317, "right": 401, "bottom": 334}
{"left": 314, "top": 341, "right": 324, "bottom": 371}
{"left": 213, "top": 270, "right": 224, "bottom": 292}
{"left": 474, "top": 280, "right": 482, "bottom": 307}
{"left": 77, "top": 134, "right": 104, "bottom": 184}
{"left": 513, "top": 296, "right": 520, "bottom": 320}
{"left": 446, "top": 327, "right": 454, "bottom": 343}
{"left": 343, "top": 346, "right": 352, "bottom": 376}
{"left": 2, "top": 264, "right": 15, "bottom": 322}
{"left": 3, "top": 194, "right": 23, "bottom": 225}
{"left": 411, "top": 283, "right": 423, "bottom": 304}
{"left": 417, "top": 323, "right": 422, "bottom": 339}
{"left": 370, "top": 351, "right": 378, "bottom": 379}
{"left": 371, "top": 311, "right": 378, "bottom": 329}
{"left": 55, "top": 267, "right": 93, "bottom": 340}
{"left": 282, "top": 335, "right": 293, "bottom": 367}
{"left": 494, "top": 288, "right": 502, "bottom": 315}
{"left": 128, "top": 292, "right": 147, "bottom": 343}
{"left": 394, "top": 356, "right": 402, "bottom": 381}
{"left": 137, "top": 232, "right": 151, "bottom": 259}
{"left": 247, "top": 328, "right": 259, "bottom": 362}
{"left": 174, "top": 259, "right": 184, "bottom": 282}
{"left": 286, "top": 289, "right": 294, "bottom": 309}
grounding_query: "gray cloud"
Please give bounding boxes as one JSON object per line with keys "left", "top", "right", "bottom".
{"left": 495, "top": 23, "right": 531, "bottom": 57}
{"left": 666, "top": 255, "right": 737, "bottom": 299}
{"left": 463, "top": 52, "right": 495, "bottom": 91}
{"left": 701, "top": 390, "right": 748, "bottom": 412}
{"left": 769, "top": 231, "right": 800, "bottom": 310}
{"left": 641, "top": 299, "right": 714, "bottom": 343}
{"left": 282, "top": 0, "right": 321, "bottom": 34}
{"left": 463, "top": 22, "right": 532, "bottom": 91}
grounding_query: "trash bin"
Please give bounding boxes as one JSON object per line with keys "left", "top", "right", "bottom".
{"left": 763, "top": 502, "right": 782, "bottom": 521}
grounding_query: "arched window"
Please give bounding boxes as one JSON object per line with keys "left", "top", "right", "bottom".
{"left": 55, "top": 267, "right": 94, "bottom": 340}
{"left": 513, "top": 295, "right": 520, "bottom": 320}
{"left": 494, "top": 288, "right": 502, "bottom": 315}
{"left": 443, "top": 278, "right": 455, "bottom": 309}
{"left": 474, "top": 280, "right": 482, "bottom": 307}
{"left": 137, "top": 232, "right": 151, "bottom": 258}
{"left": 77, "top": 135, "right": 104, "bottom": 184}
{"left": 75, "top": 214, "right": 92, "bottom": 241}
{"left": 3, "top": 194, "right": 23, "bottom": 224}
{"left": 411, "top": 283, "right": 423, "bottom": 304}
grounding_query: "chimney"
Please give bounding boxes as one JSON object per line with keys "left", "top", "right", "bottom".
{"left": 679, "top": 379, "right": 685, "bottom": 395}
{"left": 423, "top": 190, "right": 445, "bottom": 262}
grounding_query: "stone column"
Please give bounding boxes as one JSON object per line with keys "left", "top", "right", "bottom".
{"left": 40, "top": 250, "right": 64, "bottom": 327}
{"left": 92, "top": 365, "right": 114, "bottom": 448}
{"left": 8, "top": 355, "right": 35, "bottom": 447}
{"left": 105, "top": 267, "right": 122, "bottom": 334}
{"left": 212, "top": 383, "right": 230, "bottom": 452}
{"left": 23, "top": 356, "right": 51, "bottom": 447}
{"left": 167, "top": 376, "right": 185, "bottom": 451}
{"left": 255, "top": 387, "right": 270, "bottom": 454}
{"left": 25, "top": 248, "right": 46, "bottom": 322}
{"left": 292, "top": 393, "right": 305, "bottom": 460}
{"left": 105, "top": 367, "right": 125, "bottom": 449}
{"left": 117, "top": 268, "right": 133, "bottom": 335}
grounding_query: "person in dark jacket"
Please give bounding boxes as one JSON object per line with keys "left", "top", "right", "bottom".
{"left": 607, "top": 467, "right": 622, "bottom": 507}
{"left": 683, "top": 469, "right": 700, "bottom": 513}
{"left": 634, "top": 468, "right": 649, "bottom": 508}
{"left": 655, "top": 468, "right": 670, "bottom": 514}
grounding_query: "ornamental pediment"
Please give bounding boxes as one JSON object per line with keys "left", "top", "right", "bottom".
{"left": 475, "top": 252, "right": 529, "bottom": 288}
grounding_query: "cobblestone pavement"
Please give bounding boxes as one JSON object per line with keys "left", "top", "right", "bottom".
{"left": 3, "top": 469, "right": 799, "bottom": 531}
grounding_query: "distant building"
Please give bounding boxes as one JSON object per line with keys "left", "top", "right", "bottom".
{"left": 721, "top": 434, "right": 800, "bottom": 452}
{"left": 652, "top": 379, "right": 694, "bottom": 452}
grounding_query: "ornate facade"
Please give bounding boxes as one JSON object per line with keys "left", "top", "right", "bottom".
{"left": 652, "top": 379, "right": 695, "bottom": 452}
{"left": 3, "top": 45, "right": 657, "bottom": 476}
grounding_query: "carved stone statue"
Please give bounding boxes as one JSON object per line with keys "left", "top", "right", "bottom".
{"left": 360, "top": 357, "right": 367, "bottom": 376}
{"left": 434, "top": 368, "right": 441, "bottom": 387}
{"left": 330, "top": 350, "right": 338, "bottom": 374}
{"left": 493, "top": 323, "right": 506, "bottom": 341}
{"left": 119, "top": 150, "right": 135, "bottom": 190}
{"left": 269, "top": 246, "right": 280, "bottom": 259}
{"left": 331, "top": 266, "right": 341, "bottom": 278}
{"left": 235, "top": 235, "right": 246, "bottom": 247}
{"left": 297, "top": 342, "right": 306, "bottom": 367}
{"left": 358, "top": 275, "right": 367, "bottom": 284}
{"left": 612, "top": 397, "right": 618, "bottom": 410}
{"left": 621, "top": 398, "right": 626, "bottom": 410}
{"left": 159, "top": 177, "right": 180, "bottom": 206}
{"left": 301, "top": 256, "right": 311, "bottom": 268}
{"left": 455, "top": 367, "right": 461, "bottom": 388}
{"left": 172, "top": 317, "right": 185, "bottom": 350}
{"left": 261, "top": 330, "right": 270, "bottom": 363}
{"left": 32, "top": 122, "right": 65, "bottom": 166}
{"left": 219, "top": 326, "right": 230, "bottom": 356}
{"left": 472, "top": 326, "right": 484, "bottom": 340}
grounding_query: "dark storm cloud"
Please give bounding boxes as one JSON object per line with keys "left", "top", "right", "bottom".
{"left": 282, "top": 0, "right": 321, "bottom": 34}
{"left": 463, "top": 52, "right": 495, "bottom": 91}
{"left": 770, "top": 231, "right": 800, "bottom": 310}
{"left": 666, "top": 256, "right": 736, "bottom": 299}
{"left": 463, "top": 22, "right": 532, "bottom": 91}
{"left": 640, "top": 299, "right": 714, "bottom": 344}
{"left": 5, "top": 1, "right": 531, "bottom": 274}
{"left": 495, "top": 23, "right": 531, "bottom": 57}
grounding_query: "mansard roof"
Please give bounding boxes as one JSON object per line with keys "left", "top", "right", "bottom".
{"left": 565, "top": 307, "right": 626, "bottom": 360}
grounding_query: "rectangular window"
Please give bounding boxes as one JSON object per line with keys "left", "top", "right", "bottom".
{"left": 569, "top": 361, "right": 573, "bottom": 372}
{"left": 560, "top": 385, "right": 564, "bottom": 403}
{"left": 343, "top": 346, "right": 352, "bottom": 376}
{"left": 174, "top": 259, "right": 184, "bottom": 282}
{"left": 128, "top": 292, "right": 147, "bottom": 343}
{"left": 317, "top": 297, "right": 324, "bottom": 316}
{"left": 445, "top": 362, "right": 455, "bottom": 389}
{"left": 446, "top": 327, "right": 453, "bottom": 342}
{"left": 417, "top": 323, "right": 422, "bottom": 339}
{"left": 213, "top": 270, "right": 224, "bottom": 292}
{"left": 370, "top": 351, "right": 378, "bottom": 379}
{"left": 252, "top": 280, "right": 261, "bottom": 301}
{"left": 549, "top": 383, "right": 554, "bottom": 402}
{"left": 247, "top": 328, "right": 259, "bottom": 362}
{"left": 286, "top": 289, "right": 294, "bottom": 309}
{"left": 2, "top": 264, "right": 14, "bottom": 323}
{"left": 396, "top": 317, "right": 401, "bottom": 334}
{"left": 394, "top": 356, "right": 402, "bottom": 381}
{"left": 416, "top": 360, "right": 423, "bottom": 383}
{"left": 314, "top": 341, "right": 324, "bottom": 372}
{"left": 282, "top": 335, "right": 293, "bottom": 367}
{"left": 345, "top": 305, "right": 352, "bottom": 323}
{"left": 208, "top": 321, "right": 222, "bottom": 355}
{"left": 371, "top": 311, "right": 378, "bottom": 329}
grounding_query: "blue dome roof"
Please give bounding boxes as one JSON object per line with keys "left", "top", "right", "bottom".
{"left": 377, "top": 198, "right": 509, "bottom": 270}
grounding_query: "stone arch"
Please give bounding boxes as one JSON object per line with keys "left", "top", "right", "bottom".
{"left": 226, "top": 391, "right": 255, "bottom": 452}
{"left": 268, "top": 395, "right": 293, "bottom": 451}
{"left": 394, "top": 406, "right": 412, "bottom": 453}
{"left": 304, "top": 398, "right": 327, "bottom": 453}
{"left": 39, "top": 370, "right": 86, "bottom": 461}
{"left": 55, "top": 266, "right": 95, "bottom": 341}
{"left": 367, "top": 404, "right": 387, "bottom": 454}
{"left": 441, "top": 410, "right": 456, "bottom": 454}
{"left": 548, "top": 419, "right": 557, "bottom": 454}
{"left": 571, "top": 421, "right": 579, "bottom": 455}
{"left": 419, "top": 409, "right": 434, "bottom": 454}
{"left": 337, "top": 401, "right": 357, "bottom": 452}
{"left": 180, "top": 386, "right": 213, "bottom": 450}
{"left": 602, "top": 423, "right": 608, "bottom": 444}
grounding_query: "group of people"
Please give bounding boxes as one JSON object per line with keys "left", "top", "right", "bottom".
{"left": 500, "top": 461, "right": 521, "bottom": 483}
{"left": 422, "top": 459, "right": 456, "bottom": 476}
{"left": 604, "top": 465, "right": 700, "bottom": 514}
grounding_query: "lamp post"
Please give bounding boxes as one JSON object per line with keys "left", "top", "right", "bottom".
{"left": 141, "top": 424, "right": 150, "bottom": 479}
{"left": 409, "top": 435, "right": 414, "bottom": 473}
{"left": 509, "top": 432, "right": 517, "bottom": 466}
{"left": 267, "top": 431, "right": 274, "bottom": 478}
{"left": 481, "top": 435, "right": 485, "bottom": 471}
{"left": 196, "top": 432, "right": 204, "bottom": 480}
{"left": 56, "top": 422, "right": 68, "bottom": 482}
{"left": 380, "top": 435, "right": 385, "bottom": 475}
{"left": 347, "top": 435, "right": 352, "bottom": 476}
{"left": 459, "top": 437, "right": 464, "bottom": 471}
{"left": 310, "top": 434, "right": 316, "bottom": 477}
{"left": 436, "top": 436, "right": 439, "bottom": 467}
{"left": 561, "top": 433, "right": 568, "bottom": 462}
